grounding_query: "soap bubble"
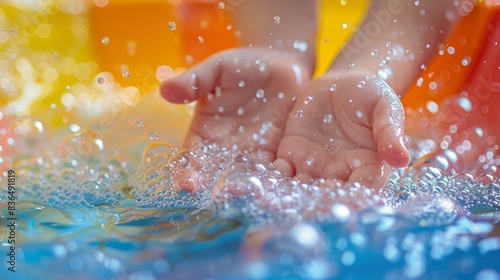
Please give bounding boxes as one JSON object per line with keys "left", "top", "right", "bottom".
{"left": 59, "top": 129, "right": 104, "bottom": 164}
{"left": 141, "top": 142, "right": 178, "bottom": 170}
{"left": 402, "top": 194, "right": 458, "bottom": 227}
{"left": 9, "top": 116, "right": 45, "bottom": 157}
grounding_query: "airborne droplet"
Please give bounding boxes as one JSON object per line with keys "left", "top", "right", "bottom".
{"left": 168, "top": 21, "right": 176, "bottom": 30}
{"left": 149, "top": 131, "right": 159, "bottom": 140}
{"left": 256, "top": 89, "right": 265, "bottom": 98}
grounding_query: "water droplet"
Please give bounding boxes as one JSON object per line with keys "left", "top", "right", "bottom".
{"left": 303, "top": 96, "right": 313, "bottom": 104}
{"left": 256, "top": 89, "right": 265, "bottom": 98}
{"left": 348, "top": 63, "right": 355, "bottom": 69}
{"left": 258, "top": 63, "right": 267, "bottom": 72}
{"left": 329, "top": 84, "right": 337, "bottom": 92}
{"left": 120, "top": 64, "right": 130, "bottom": 78}
{"left": 136, "top": 120, "right": 144, "bottom": 127}
{"left": 292, "top": 40, "right": 308, "bottom": 52}
{"left": 356, "top": 110, "right": 363, "bottom": 118}
{"left": 323, "top": 114, "right": 332, "bottom": 124}
{"left": 198, "top": 36, "right": 204, "bottom": 43}
{"left": 341, "top": 251, "right": 356, "bottom": 266}
{"left": 238, "top": 80, "right": 245, "bottom": 87}
{"left": 96, "top": 76, "right": 105, "bottom": 84}
{"left": 217, "top": 1, "right": 225, "bottom": 9}
{"left": 149, "top": 131, "right": 159, "bottom": 140}
{"left": 416, "top": 77, "right": 424, "bottom": 87}
{"left": 273, "top": 16, "right": 281, "bottom": 24}
{"left": 426, "top": 101, "right": 439, "bottom": 114}
{"left": 278, "top": 92, "right": 285, "bottom": 99}
{"left": 462, "top": 56, "right": 471, "bottom": 66}
{"left": 168, "top": 21, "right": 176, "bottom": 30}
{"left": 357, "top": 80, "right": 366, "bottom": 88}
{"left": 295, "top": 110, "right": 304, "bottom": 119}
{"left": 237, "top": 107, "right": 245, "bottom": 116}
{"left": 457, "top": 97, "right": 472, "bottom": 112}
{"left": 370, "top": 49, "right": 378, "bottom": 57}
{"left": 101, "top": 36, "right": 110, "bottom": 44}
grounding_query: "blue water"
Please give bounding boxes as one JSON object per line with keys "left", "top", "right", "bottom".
{"left": 1, "top": 203, "right": 499, "bottom": 280}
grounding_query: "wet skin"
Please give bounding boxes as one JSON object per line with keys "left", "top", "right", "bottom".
{"left": 160, "top": 48, "right": 410, "bottom": 192}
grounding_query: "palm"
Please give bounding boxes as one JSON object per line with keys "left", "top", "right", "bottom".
{"left": 275, "top": 74, "right": 410, "bottom": 188}
{"left": 161, "top": 48, "right": 309, "bottom": 159}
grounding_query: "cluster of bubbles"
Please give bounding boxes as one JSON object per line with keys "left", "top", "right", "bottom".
{"left": 128, "top": 139, "right": 379, "bottom": 222}
{"left": 381, "top": 95, "right": 500, "bottom": 225}
{"left": 129, "top": 140, "right": 224, "bottom": 208}
{"left": 0, "top": 116, "right": 132, "bottom": 206}
{"left": 212, "top": 161, "right": 378, "bottom": 222}
{"left": 383, "top": 148, "right": 500, "bottom": 213}
{"left": 2, "top": 96, "right": 500, "bottom": 228}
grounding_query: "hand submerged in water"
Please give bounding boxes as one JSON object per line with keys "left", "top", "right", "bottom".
{"left": 274, "top": 73, "right": 411, "bottom": 189}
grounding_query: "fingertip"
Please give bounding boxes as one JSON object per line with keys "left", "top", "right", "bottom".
{"left": 273, "top": 158, "right": 295, "bottom": 178}
{"left": 159, "top": 77, "right": 190, "bottom": 104}
{"left": 379, "top": 139, "right": 411, "bottom": 168}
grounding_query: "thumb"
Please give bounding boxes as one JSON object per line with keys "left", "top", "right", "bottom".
{"left": 372, "top": 86, "right": 411, "bottom": 168}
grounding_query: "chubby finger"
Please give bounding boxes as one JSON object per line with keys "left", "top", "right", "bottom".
{"left": 159, "top": 49, "right": 272, "bottom": 104}
{"left": 273, "top": 158, "right": 295, "bottom": 177}
{"left": 159, "top": 56, "right": 223, "bottom": 104}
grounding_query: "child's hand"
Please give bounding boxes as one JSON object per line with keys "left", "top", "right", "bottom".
{"left": 274, "top": 73, "right": 411, "bottom": 189}
{"left": 160, "top": 48, "right": 310, "bottom": 160}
